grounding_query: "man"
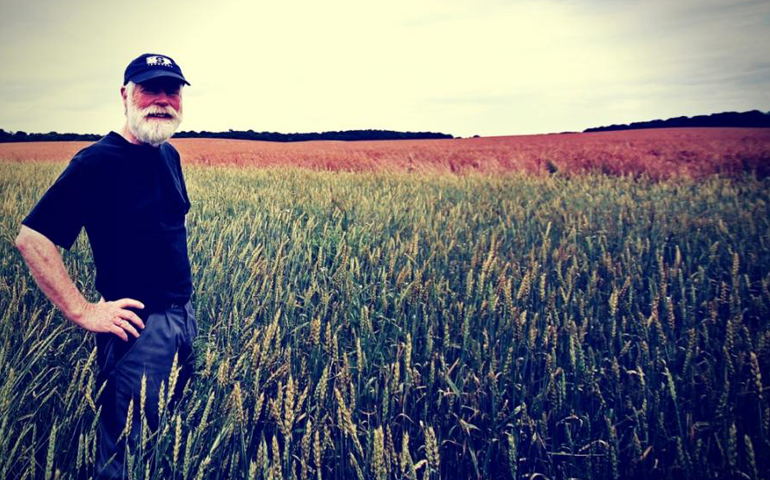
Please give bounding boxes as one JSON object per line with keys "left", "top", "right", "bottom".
{"left": 15, "top": 53, "right": 197, "bottom": 479}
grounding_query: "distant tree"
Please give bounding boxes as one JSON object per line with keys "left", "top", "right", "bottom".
{"left": 585, "top": 110, "right": 770, "bottom": 132}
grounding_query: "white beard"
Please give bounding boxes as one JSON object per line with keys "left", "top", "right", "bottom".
{"left": 126, "top": 98, "right": 183, "bottom": 147}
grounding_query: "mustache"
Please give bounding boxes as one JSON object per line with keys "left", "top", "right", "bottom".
{"left": 139, "top": 105, "right": 181, "bottom": 121}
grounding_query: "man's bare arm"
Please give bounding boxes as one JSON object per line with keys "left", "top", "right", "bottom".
{"left": 15, "top": 225, "right": 145, "bottom": 341}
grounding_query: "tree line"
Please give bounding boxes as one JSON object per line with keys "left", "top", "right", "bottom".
{"left": 5, "top": 110, "right": 767, "bottom": 143}
{"left": 584, "top": 110, "right": 770, "bottom": 132}
{"left": 0, "top": 128, "right": 453, "bottom": 143}
{"left": 0, "top": 129, "right": 101, "bottom": 142}
{"left": 175, "top": 129, "right": 453, "bottom": 142}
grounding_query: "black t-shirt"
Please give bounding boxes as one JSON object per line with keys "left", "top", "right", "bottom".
{"left": 22, "top": 131, "right": 193, "bottom": 312}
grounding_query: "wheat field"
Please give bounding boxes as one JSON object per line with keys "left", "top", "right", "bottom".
{"left": 1, "top": 128, "right": 769, "bottom": 178}
{"left": 1, "top": 158, "right": 769, "bottom": 480}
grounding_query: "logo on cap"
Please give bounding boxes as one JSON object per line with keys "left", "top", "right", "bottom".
{"left": 146, "top": 56, "right": 174, "bottom": 67}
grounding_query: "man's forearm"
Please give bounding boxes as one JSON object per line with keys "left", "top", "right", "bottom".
{"left": 15, "top": 226, "right": 88, "bottom": 321}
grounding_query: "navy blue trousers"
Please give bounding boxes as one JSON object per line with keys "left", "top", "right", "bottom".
{"left": 94, "top": 300, "right": 197, "bottom": 480}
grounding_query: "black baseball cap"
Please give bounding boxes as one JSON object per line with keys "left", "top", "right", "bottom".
{"left": 123, "top": 53, "right": 190, "bottom": 86}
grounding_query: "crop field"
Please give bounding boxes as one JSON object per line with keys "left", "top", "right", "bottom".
{"left": 1, "top": 127, "right": 769, "bottom": 178}
{"left": 1, "top": 130, "right": 770, "bottom": 480}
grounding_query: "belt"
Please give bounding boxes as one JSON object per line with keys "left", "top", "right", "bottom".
{"left": 133, "top": 298, "right": 190, "bottom": 315}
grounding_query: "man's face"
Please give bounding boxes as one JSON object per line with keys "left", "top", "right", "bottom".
{"left": 123, "top": 78, "right": 184, "bottom": 146}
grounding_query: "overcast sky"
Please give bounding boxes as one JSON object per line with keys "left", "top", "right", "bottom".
{"left": 1, "top": 0, "right": 768, "bottom": 137}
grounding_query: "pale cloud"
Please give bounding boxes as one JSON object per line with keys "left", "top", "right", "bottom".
{"left": 0, "top": 0, "right": 767, "bottom": 137}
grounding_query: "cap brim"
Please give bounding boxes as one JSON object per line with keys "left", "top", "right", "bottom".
{"left": 128, "top": 70, "right": 191, "bottom": 86}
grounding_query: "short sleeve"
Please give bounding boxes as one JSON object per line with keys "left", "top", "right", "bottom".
{"left": 22, "top": 155, "right": 91, "bottom": 250}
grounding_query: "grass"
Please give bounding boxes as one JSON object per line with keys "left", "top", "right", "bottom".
{"left": 0, "top": 161, "right": 769, "bottom": 480}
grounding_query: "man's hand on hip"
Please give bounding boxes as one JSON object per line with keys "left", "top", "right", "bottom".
{"left": 71, "top": 298, "right": 146, "bottom": 342}
{"left": 15, "top": 226, "right": 145, "bottom": 342}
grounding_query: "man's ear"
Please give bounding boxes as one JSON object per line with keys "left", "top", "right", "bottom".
{"left": 121, "top": 85, "right": 127, "bottom": 115}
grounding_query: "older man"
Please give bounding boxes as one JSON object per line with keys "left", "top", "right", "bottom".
{"left": 15, "top": 53, "right": 197, "bottom": 479}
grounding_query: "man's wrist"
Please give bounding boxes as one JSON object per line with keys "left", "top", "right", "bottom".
{"left": 65, "top": 297, "right": 90, "bottom": 324}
